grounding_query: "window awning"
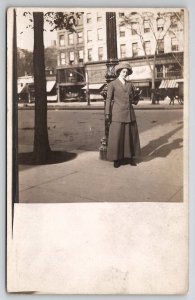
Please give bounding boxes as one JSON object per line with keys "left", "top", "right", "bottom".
{"left": 17, "top": 84, "right": 28, "bottom": 94}
{"left": 127, "top": 65, "right": 152, "bottom": 80}
{"left": 46, "top": 80, "right": 56, "bottom": 92}
{"left": 132, "top": 81, "right": 150, "bottom": 87}
{"left": 18, "top": 84, "right": 25, "bottom": 94}
{"left": 159, "top": 79, "right": 178, "bottom": 89}
{"left": 82, "top": 83, "right": 104, "bottom": 90}
{"left": 47, "top": 95, "right": 58, "bottom": 101}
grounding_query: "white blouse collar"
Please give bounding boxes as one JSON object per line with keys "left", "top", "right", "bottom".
{"left": 118, "top": 76, "right": 126, "bottom": 85}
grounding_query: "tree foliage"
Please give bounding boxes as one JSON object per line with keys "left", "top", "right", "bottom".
{"left": 17, "top": 49, "right": 33, "bottom": 76}
{"left": 21, "top": 11, "right": 83, "bottom": 32}
{"left": 44, "top": 12, "right": 83, "bottom": 32}
{"left": 17, "top": 45, "right": 58, "bottom": 77}
{"left": 44, "top": 45, "right": 58, "bottom": 71}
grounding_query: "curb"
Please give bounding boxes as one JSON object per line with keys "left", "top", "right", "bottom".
{"left": 18, "top": 105, "right": 183, "bottom": 111}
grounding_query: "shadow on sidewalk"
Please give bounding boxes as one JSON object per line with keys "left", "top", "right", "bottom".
{"left": 18, "top": 151, "right": 77, "bottom": 168}
{"left": 140, "top": 125, "right": 183, "bottom": 162}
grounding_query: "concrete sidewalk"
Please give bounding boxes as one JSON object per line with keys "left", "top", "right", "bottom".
{"left": 18, "top": 98, "right": 183, "bottom": 110}
{"left": 19, "top": 117, "right": 183, "bottom": 203}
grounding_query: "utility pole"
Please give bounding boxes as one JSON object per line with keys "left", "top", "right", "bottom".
{"left": 12, "top": 9, "right": 19, "bottom": 232}
{"left": 57, "top": 84, "right": 61, "bottom": 103}
{"left": 85, "top": 70, "right": 90, "bottom": 106}
{"left": 99, "top": 12, "right": 119, "bottom": 160}
{"left": 85, "top": 70, "right": 91, "bottom": 105}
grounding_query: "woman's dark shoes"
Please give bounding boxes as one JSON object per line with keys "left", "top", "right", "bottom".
{"left": 114, "top": 160, "right": 120, "bottom": 168}
{"left": 130, "top": 158, "right": 137, "bottom": 166}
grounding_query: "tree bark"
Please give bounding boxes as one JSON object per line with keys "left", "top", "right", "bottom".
{"left": 33, "top": 12, "right": 51, "bottom": 163}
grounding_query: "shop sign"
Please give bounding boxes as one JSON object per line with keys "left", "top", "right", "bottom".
{"left": 128, "top": 65, "right": 153, "bottom": 80}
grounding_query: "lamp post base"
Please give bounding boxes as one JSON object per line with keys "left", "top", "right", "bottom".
{"left": 99, "top": 146, "right": 107, "bottom": 161}
{"left": 99, "top": 137, "right": 107, "bottom": 160}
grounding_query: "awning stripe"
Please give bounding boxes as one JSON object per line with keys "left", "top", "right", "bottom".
{"left": 47, "top": 95, "right": 57, "bottom": 101}
{"left": 82, "top": 83, "right": 104, "bottom": 90}
{"left": 46, "top": 81, "right": 56, "bottom": 92}
{"left": 17, "top": 84, "right": 28, "bottom": 94}
{"left": 159, "top": 79, "right": 178, "bottom": 89}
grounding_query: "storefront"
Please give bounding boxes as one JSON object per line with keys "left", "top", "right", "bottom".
{"left": 57, "top": 66, "right": 86, "bottom": 101}
{"left": 82, "top": 83, "right": 105, "bottom": 101}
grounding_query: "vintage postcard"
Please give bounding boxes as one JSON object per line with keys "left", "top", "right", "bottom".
{"left": 7, "top": 7, "right": 188, "bottom": 294}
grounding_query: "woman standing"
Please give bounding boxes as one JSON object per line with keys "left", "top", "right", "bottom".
{"left": 105, "top": 63, "right": 141, "bottom": 168}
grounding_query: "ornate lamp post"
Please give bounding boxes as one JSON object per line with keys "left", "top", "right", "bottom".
{"left": 99, "top": 12, "right": 119, "bottom": 160}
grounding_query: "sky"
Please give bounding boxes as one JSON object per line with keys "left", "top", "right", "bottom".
{"left": 16, "top": 10, "right": 57, "bottom": 51}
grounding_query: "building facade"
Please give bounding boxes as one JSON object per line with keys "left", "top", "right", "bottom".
{"left": 56, "top": 10, "right": 184, "bottom": 101}
{"left": 17, "top": 69, "right": 57, "bottom": 103}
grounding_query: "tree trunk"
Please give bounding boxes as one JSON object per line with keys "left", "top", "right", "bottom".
{"left": 33, "top": 12, "right": 51, "bottom": 163}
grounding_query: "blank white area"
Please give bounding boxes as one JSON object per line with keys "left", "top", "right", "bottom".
{"left": 8, "top": 202, "right": 188, "bottom": 294}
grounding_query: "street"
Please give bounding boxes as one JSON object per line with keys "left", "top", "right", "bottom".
{"left": 18, "top": 109, "right": 184, "bottom": 203}
{"left": 18, "top": 109, "right": 183, "bottom": 153}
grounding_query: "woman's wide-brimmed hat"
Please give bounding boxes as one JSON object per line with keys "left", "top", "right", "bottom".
{"left": 115, "top": 63, "right": 133, "bottom": 75}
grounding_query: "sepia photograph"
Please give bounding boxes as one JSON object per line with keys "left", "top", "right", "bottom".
{"left": 7, "top": 7, "right": 188, "bottom": 294}
{"left": 15, "top": 8, "right": 185, "bottom": 203}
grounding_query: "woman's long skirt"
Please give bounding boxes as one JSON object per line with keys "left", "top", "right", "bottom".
{"left": 107, "top": 121, "right": 141, "bottom": 161}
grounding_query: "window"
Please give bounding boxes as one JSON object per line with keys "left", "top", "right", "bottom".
{"left": 88, "top": 48, "right": 92, "bottom": 61}
{"left": 131, "top": 22, "right": 138, "bottom": 35}
{"left": 77, "top": 14, "right": 83, "bottom": 26}
{"left": 144, "top": 20, "right": 150, "bottom": 33}
{"left": 87, "top": 30, "right": 92, "bottom": 42}
{"left": 67, "top": 70, "right": 76, "bottom": 83}
{"left": 170, "top": 15, "right": 178, "bottom": 30}
{"left": 157, "top": 39, "right": 164, "bottom": 53}
{"left": 171, "top": 23, "right": 178, "bottom": 30}
{"left": 60, "top": 52, "right": 65, "bottom": 65}
{"left": 76, "top": 68, "right": 85, "bottom": 82}
{"left": 98, "top": 47, "right": 103, "bottom": 61}
{"left": 78, "top": 50, "right": 84, "bottom": 63}
{"left": 157, "top": 18, "right": 164, "bottom": 31}
{"left": 68, "top": 33, "right": 74, "bottom": 45}
{"left": 59, "top": 34, "right": 65, "bottom": 46}
{"left": 132, "top": 42, "right": 138, "bottom": 57}
{"left": 156, "top": 65, "right": 163, "bottom": 78}
{"left": 97, "top": 28, "right": 103, "bottom": 40}
{"left": 166, "top": 63, "right": 181, "bottom": 77}
{"left": 87, "top": 13, "right": 92, "bottom": 23}
{"left": 78, "top": 31, "right": 83, "bottom": 43}
{"left": 119, "top": 26, "right": 125, "bottom": 37}
{"left": 69, "top": 51, "right": 74, "bottom": 64}
{"left": 97, "top": 12, "right": 102, "bottom": 22}
{"left": 119, "top": 13, "right": 125, "bottom": 18}
{"left": 171, "top": 37, "right": 179, "bottom": 51}
{"left": 144, "top": 41, "right": 151, "bottom": 55}
{"left": 120, "top": 44, "right": 126, "bottom": 58}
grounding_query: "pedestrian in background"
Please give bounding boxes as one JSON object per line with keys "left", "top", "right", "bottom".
{"left": 105, "top": 63, "right": 141, "bottom": 168}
